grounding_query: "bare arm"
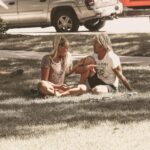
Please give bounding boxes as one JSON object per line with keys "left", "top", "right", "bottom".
{"left": 73, "top": 56, "right": 96, "bottom": 74}
{"left": 65, "top": 58, "right": 86, "bottom": 76}
{"left": 0, "top": 70, "right": 10, "bottom": 75}
{"left": 113, "top": 66, "right": 133, "bottom": 91}
{"left": 41, "top": 67, "right": 50, "bottom": 81}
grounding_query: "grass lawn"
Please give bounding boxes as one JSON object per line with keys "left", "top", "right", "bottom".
{"left": 0, "top": 33, "right": 150, "bottom": 150}
{"left": 0, "top": 33, "right": 150, "bottom": 56}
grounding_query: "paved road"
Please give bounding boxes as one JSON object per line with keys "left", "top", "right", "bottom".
{"left": 7, "top": 17, "right": 150, "bottom": 35}
{"left": 1, "top": 50, "right": 150, "bottom": 65}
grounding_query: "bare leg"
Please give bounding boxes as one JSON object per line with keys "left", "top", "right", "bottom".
{"left": 79, "top": 69, "right": 90, "bottom": 84}
{"left": 0, "top": 70, "right": 10, "bottom": 76}
{"left": 79, "top": 68, "right": 96, "bottom": 84}
{"left": 60, "top": 84, "right": 87, "bottom": 96}
{"left": 0, "top": 69, "right": 24, "bottom": 77}
{"left": 38, "top": 80, "right": 56, "bottom": 96}
{"left": 92, "top": 85, "right": 109, "bottom": 94}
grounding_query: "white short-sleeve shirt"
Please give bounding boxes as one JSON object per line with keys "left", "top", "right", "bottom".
{"left": 91, "top": 51, "right": 120, "bottom": 88}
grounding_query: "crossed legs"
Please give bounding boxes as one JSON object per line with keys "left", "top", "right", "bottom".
{"left": 38, "top": 80, "right": 87, "bottom": 97}
{"left": 38, "top": 80, "right": 56, "bottom": 96}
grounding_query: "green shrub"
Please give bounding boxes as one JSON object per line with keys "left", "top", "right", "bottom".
{"left": 0, "top": 18, "right": 7, "bottom": 38}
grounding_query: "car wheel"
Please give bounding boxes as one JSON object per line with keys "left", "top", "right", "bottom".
{"left": 54, "top": 11, "right": 79, "bottom": 32}
{"left": 84, "top": 19, "right": 105, "bottom": 31}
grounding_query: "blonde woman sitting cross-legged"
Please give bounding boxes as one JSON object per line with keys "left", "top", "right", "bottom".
{"left": 38, "top": 35, "right": 87, "bottom": 97}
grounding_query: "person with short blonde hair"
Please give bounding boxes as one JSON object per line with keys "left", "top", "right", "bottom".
{"left": 74, "top": 33, "right": 132, "bottom": 94}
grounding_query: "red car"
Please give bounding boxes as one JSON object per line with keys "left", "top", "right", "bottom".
{"left": 120, "top": 0, "right": 150, "bottom": 16}
{"left": 120, "top": 0, "right": 150, "bottom": 8}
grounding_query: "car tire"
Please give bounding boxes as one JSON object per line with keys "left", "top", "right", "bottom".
{"left": 84, "top": 19, "right": 105, "bottom": 31}
{"left": 53, "top": 11, "right": 79, "bottom": 32}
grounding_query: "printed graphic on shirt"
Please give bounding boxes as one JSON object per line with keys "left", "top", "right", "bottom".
{"left": 51, "top": 70, "right": 65, "bottom": 84}
{"left": 96, "top": 62, "right": 108, "bottom": 77}
{"left": 49, "top": 60, "right": 65, "bottom": 85}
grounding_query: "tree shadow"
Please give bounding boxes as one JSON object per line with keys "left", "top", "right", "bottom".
{"left": 0, "top": 97, "right": 150, "bottom": 138}
{"left": 0, "top": 58, "right": 150, "bottom": 99}
{"left": 122, "top": 64, "right": 150, "bottom": 92}
{"left": 0, "top": 58, "right": 41, "bottom": 99}
{"left": 0, "top": 34, "right": 93, "bottom": 53}
{"left": 0, "top": 58, "right": 150, "bottom": 138}
{"left": 110, "top": 33, "right": 150, "bottom": 56}
{"left": 0, "top": 33, "right": 150, "bottom": 56}
{"left": 1, "top": 33, "right": 150, "bottom": 139}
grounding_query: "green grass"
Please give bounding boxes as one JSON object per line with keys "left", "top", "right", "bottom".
{"left": 0, "top": 33, "right": 150, "bottom": 56}
{"left": 0, "top": 58, "right": 150, "bottom": 140}
{"left": 0, "top": 33, "right": 150, "bottom": 150}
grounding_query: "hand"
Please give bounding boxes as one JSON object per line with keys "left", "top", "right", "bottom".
{"left": 86, "top": 64, "right": 96, "bottom": 74}
{"left": 70, "top": 58, "right": 87, "bottom": 74}
{"left": 59, "top": 84, "right": 70, "bottom": 90}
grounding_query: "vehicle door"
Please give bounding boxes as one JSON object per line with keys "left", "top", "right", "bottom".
{"left": 18, "top": 0, "right": 50, "bottom": 26}
{"left": 0, "top": 0, "right": 18, "bottom": 26}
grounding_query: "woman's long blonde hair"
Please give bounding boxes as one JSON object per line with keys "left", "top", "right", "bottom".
{"left": 49, "top": 35, "right": 71, "bottom": 69}
{"left": 94, "top": 32, "right": 113, "bottom": 52}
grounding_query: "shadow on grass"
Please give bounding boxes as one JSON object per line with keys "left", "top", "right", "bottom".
{"left": 0, "top": 34, "right": 93, "bottom": 53}
{"left": 0, "top": 58, "right": 41, "bottom": 99}
{"left": 0, "top": 33, "right": 150, "bottom": 56}
{"left": 110, "top": 33, "right": 150, "bottom": 56}
{"left": 0, "top": 97, "right": 150, "bottom": 138}
{"left": 122, "top": 64, "right": 150, "bottom": 92}
{"left": 0, "top": 58, "right": 150, "bottom": 138}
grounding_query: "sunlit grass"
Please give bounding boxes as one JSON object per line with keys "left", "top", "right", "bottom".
{"left": 0, "top": 58, "right": 150, "bottom": 143}
{"left": 0, "top": 33, "right": 150, "bottom": 149}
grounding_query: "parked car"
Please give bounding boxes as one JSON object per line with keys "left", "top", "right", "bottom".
{"left": 0, "top": 0, "right": 123, "bottom": 32}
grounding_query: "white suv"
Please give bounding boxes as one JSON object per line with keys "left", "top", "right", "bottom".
{"left": 0, "top": 0, "right": 123, "bottom": 32}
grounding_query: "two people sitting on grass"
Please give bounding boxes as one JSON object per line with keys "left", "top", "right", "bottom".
{"left": 38, "top": 33, "right": 133, "bottom": 97}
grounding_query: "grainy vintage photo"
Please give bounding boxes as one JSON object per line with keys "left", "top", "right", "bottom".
{"left": 0, "top": 0, "right": 150, "bottom": 150}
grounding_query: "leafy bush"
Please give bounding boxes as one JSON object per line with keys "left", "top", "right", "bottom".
{"left": 0, "top": 18, "right": 7, "bottom": 38}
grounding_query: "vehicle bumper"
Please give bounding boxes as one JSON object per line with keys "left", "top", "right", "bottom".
{"left": 92, "top": 2, "right": 123, "bottom": 17}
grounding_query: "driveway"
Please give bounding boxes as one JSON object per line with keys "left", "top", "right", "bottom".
{"left": 7, "top": 17, "right": 150, "bottom": 35}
